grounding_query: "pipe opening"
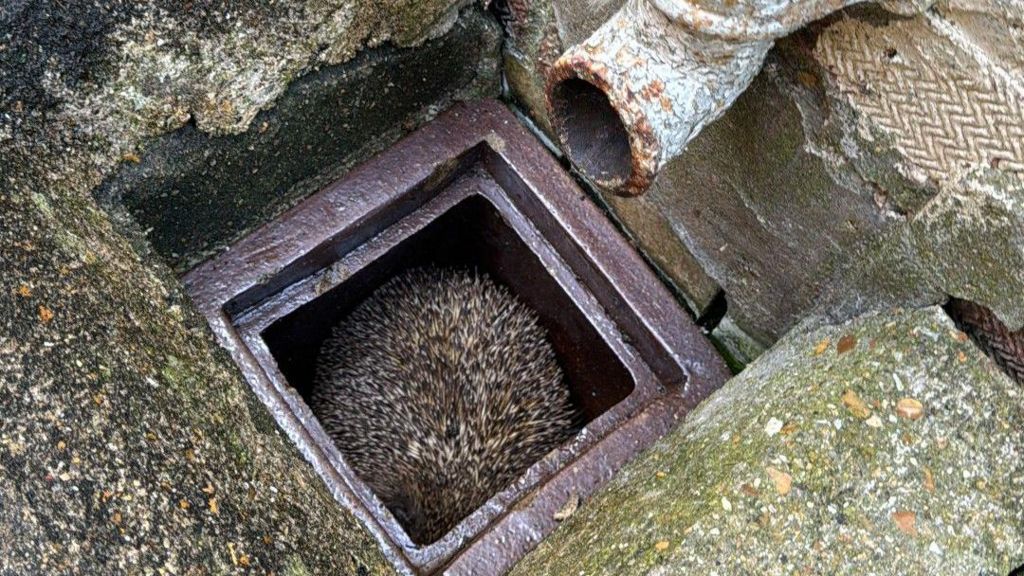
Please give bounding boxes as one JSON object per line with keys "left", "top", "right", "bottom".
{"left": 550, "top": 78, "right": 632, "bottom": 189}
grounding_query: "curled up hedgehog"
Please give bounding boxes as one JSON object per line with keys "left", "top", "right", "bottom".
{"left": 309, "top": 267, "right": 579, "bottom": 544}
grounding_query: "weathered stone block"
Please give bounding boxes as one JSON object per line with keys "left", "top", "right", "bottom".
{"left": 631, "top": 55, "right": 896, "bottom": 345}
{"left": 819, "top": 169, "right": 1024, "bottom": 332}
{"left": 96, "top": 10, "right": 501, "bottom": 272}
{"left": 513, "top": 307, "right": 1024, "bottom": 574}
{"left": 1, "top": 158, "right": 395, "bottom": 575}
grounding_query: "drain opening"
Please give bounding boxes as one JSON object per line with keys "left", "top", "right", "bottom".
{"left": 549, "top": 78, "right": 633, "bottom": 189}
{"left": 944, "top": 297, "right": 1024, "bottom": 385}
{"left": 262, "top": 195, "right": 635, "bottom": 546}
{"left": 184, "top": 101, "right": 729, "bottom": 574}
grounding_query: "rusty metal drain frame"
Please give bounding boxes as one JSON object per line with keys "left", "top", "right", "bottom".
{"left": 184, "top": 100, "right": 729, "bottom": 575}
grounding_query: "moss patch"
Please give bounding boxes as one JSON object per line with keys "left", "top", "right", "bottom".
{"left": 513, "top": 307, "right": 1024, "bottom": 575}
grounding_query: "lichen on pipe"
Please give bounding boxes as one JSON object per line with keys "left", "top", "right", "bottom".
{"left": 547, "top": 0, "right": 878, "bottom": 196}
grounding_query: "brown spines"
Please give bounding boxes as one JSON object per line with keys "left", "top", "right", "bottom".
{"left": 309, "top": 267, "right": 578, "bottom": 544}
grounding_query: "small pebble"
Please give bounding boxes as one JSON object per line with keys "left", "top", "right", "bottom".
{"left": 764, "top": 418, "right": 784, "bottom": 437}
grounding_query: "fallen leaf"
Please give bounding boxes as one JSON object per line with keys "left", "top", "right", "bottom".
{"left": 780, "top": 422, "right": 799, "bottom": 436}
{"left": 16, "top": 284, "right": 31, "bottom": 297}
{"left": 922, "top": 467, "right": 935, "bottom": 493}
{"left": 209, "top": 498, "right": 219, "bottom": 515}
{"left": 655, "top": 471, "right": 667, "bottom": 479}
{"left": 179, "top": 498, "right": 190, "bottom": 510}
{"left": 957, "top": 351, "right": 967, "bottom": 363}
{"left": 836, "top": 335, "right": 857, "bottom": 354}
{"left": 553, "top": 491, "right": 580, "bottom": 521}
{"left": 740, "top": 483, "right": 759, "bottom": 497}
{"left": 841, "top": 389, "right": 871, "bottom": 419}
{"left": 654, "top": 540, "right": 670, "bottom": 552}
{"left": 813, "top": 338, "right": 830, "bottom": 356}
{"left": 892, "top": 510, "right": 917, "bottom": 536}
{"left": 38, "top": 305, "right": 54, "bottom": 323}
{"left": 766, "top": 466, "right": 792, "bottom": 496}
{"left": 122, "top": 152, "right": 141, "bottom": 164}
{"left": 111, "top": 511, "right": 122, "bottom": 525}
{"left": 896, "top": 398, "right": 924, "bottom": 421}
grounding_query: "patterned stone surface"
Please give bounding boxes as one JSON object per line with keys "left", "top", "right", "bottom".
{"left": 815, "top": 7, "right": 1024, "bottom": 183}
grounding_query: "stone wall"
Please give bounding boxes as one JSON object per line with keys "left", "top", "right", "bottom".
{"left": 503, "top": 0, "right": 1024, "bottom": 365}
{"left": 499, "top": 2, "right": 1024, "bottom": 571}
{"left": 513, "top": 307, "right": 1024, "bottom": 574}
{"left": 3, "top": 0, "right": 1023, "bottom": 573}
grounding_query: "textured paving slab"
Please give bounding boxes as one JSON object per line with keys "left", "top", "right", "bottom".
{"left": 513, "top": 306, "right": 1024, "bottom": 575}
{"left": 815, "top": 2, "right": 1024, "bottom": 182}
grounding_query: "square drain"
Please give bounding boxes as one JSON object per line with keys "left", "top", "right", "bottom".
{"left": 184, "top": 100, "right": 729, "bottom": 575}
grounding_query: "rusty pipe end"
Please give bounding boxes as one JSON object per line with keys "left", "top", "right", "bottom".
{"left": 545, "top": 0, "right": 772, "bottom": 197}
{"left": 547, "top": 59, "right": 659, "bottom": 197}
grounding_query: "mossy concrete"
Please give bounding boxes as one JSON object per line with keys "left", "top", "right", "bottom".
{"left": 0, "top": 1, "right": 502, "bottom": 573}
{"left": 1, "top": 162, "right": 394, "bottom": 574}
{"left": 96, "top": 10, "right": 500, "bottom": 271}
{"left": 2, "top": 0, "right": 476, "bottom": 139}
{"left": 512, "top": 307, "right": 1024, "bottom": 575}
{"left": 711, "top": 315, "right": 769, "bottom": 368}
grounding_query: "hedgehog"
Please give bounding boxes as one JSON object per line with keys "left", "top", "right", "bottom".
{"left": 309, "top": 266, "right": 578, "bottom": 544}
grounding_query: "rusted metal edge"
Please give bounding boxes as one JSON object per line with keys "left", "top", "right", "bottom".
{"left": 230, "top": 170, "right": 665, "bottom": 572}
{"left": 183, "top": 99, "right": 730, "bottom": 574}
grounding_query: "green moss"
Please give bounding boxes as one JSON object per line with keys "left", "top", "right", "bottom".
{"left": 512, "top": 307, "right": 1024, "bottom": 575}
{"left": 282, "top": 555, "right": 312, "bottom": 576}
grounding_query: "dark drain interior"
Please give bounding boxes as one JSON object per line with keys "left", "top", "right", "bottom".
{"left": 263, "top": 195, "right": 635, "bottom": 543}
